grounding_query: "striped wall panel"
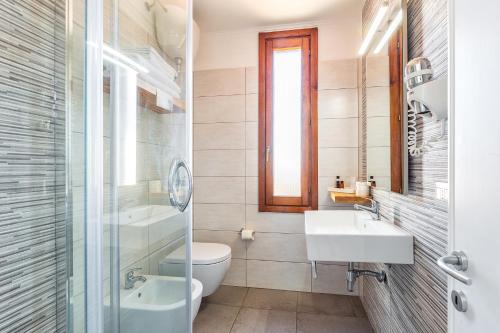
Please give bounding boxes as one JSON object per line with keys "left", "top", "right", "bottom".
{"left": 0, "top": 1, "right": 66, "bottom": 332}
{"left": 360, "top": 0, "right": 449, "bottom": 332}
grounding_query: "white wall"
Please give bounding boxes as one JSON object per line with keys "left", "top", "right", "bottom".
{"left": 193, "top": 17, "right": 363, "bottom": 293}
{"left": 194, "top": 17, "right": 361, "bottom": 71}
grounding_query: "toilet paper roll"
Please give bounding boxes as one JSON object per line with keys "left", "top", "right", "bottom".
{"left": 241, "top": 229, "right": 255, "bottom": 241}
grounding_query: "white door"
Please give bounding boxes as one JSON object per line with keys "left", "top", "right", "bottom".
{"left": 448, "top": 1, "right": 500, "bottom": 332}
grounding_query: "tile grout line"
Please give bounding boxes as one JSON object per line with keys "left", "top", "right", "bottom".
{"left": 228, "top": 288, "right": 249, "bottom": 333}
{"left": 243, "top": 68, "right": 248, "bottom": 288}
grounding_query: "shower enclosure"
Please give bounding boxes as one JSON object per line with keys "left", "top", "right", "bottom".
{"left": 66, "top": 0, "right": 193, "bottom": 332}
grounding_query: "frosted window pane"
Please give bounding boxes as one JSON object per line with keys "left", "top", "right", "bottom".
{"left": 272, "top": 48, "right": 302, "bottom": 197}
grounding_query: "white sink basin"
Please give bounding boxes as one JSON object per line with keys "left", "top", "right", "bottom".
{"left": 305, "top": 210, "right": 414, "bottom": 264}
{"left": 105, "top": 275, "right": 203, "bottom": 333}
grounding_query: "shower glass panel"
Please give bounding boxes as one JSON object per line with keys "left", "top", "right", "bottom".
{"left": 67, "top": 0, "right": 193, "bottom": 332}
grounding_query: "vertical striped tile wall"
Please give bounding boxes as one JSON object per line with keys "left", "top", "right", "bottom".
{"left": 360, "top": 1, "right": 449, "bottom": 333}
{"left": 0, "top": 1, "right": 66, "bottom": 332}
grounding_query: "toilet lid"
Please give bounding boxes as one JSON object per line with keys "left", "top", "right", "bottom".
{"left": 164, "top": 242, "right": 231, "bottom": 265}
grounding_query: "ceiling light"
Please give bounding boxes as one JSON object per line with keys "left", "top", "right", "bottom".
{"left": 358, "top": 4, "right": 388, "bottom": 56}
{"left": 374, "top": 10, "right": 403, "bottom": 54}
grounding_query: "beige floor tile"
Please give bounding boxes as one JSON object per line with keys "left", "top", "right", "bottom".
{"left": 230, "top": 308, "right": 296, "bottom": 333}
{"left": 243, "top": 288, "right": 298, "bottom": 312}
{"left": 351, "top": 297, "right": 367, "bottom": 318}
{"left": 297, "top": 313, "right": 373, "bottom": 333}
{"left": 193, "top": 303, "right": 240, "bottom": 333}
{"left": 297, "top": 292, "right": 362, "bottom": 317}
{"left": 205, "top": 286, "right": 249, "bottom": 307}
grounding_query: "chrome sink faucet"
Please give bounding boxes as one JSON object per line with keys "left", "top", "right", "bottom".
{"left": 354, "top": 199, "right": 380, "bottom": 220}
{"left": 124, "top": 268, "right": 147, "bottom": 289}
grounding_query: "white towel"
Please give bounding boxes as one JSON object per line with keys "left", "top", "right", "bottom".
{"left": 156, "top": 88, "right": 173, "bottom": 111}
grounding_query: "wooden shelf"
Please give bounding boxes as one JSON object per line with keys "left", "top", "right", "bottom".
{"left": 138, "top": 88, "right": 185, "bottom": 114}
{"left": 329, "top": 191, "right": 372, "bottom": 205}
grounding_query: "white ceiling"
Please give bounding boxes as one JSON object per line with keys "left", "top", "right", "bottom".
{"left": 194, "top": 0, "right": 364, "bottom": 32}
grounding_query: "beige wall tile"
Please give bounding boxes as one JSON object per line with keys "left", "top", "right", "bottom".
{"left": 246, "top": 205, "right": 304, "bottom": 234}
{"left": 148, "top": 213, "right": 185, "bottom": 253}
{"left": 194, "top": 123, "right": 245, "bottom": 150}
{"left": 367, "top": 147, "right": 391, "bottom": 177}
{"left": 194, "top": 95, "right": 245, "bottom": 123}
{"left": 247, "top": 260, "right": 311, "bottom": 292}
{"left": 222, "top": 258, "right": 247, "bottom": 287}
{"left": 194, "top": 150, "right": 245, "bottom": 176}
{"left": 318, "top": 59, "right": 358, "bottom": 90}
{"left": 318, "top": 177, "right": 357, "bottom": 207}
{"left": 194, "top": 203, "right": 246, "bottom": 231}
{"left": 372, "top": 176, "right": 391, "bottom": 190}
{"left": 366, "top": 86, "right": 390, "bottom": 117}
{"left": 247, "top": 233, "right": 308, "bottom": 263}
{"left": 366, "top": 55, "right": 389, "bottom": 87}
{"left": 246, "top": 94, "right": 258, "bottom": 122}
{"left": 318, "top": 148, "right": 358, "bottom": 177}
{"left": 246, "top": 149, "right": 258, "bottom": 177}
{"left": 119, "top": 224, "right": 148, "bottom": 269}
{"left": 246, "top": 67, "right": 258, "bottom": 94}
{"left": 318, "top": 118, "right": 358, "bottom": 148}
{"left": 194, "top": 230, "right": 246, "bottom": 259}
{"left": 194, "top": 177, "right": 245, "bottom": 204}
{"left": 312, "top": 263, "right": 358, "bottom": 295}
{"left": 318, "top": 89, "right": 358, "bottom": 119}
{"left": 367, "top": 116, "right": 390, "bottom": 147}
{"left": 246, "top": 122, "right": 258, "bottom": 149}
{"left": 245, "top": 177, "right": 258, "bottom": 205}
{"left": 194, "top": 68, "right": 245, "bottom": 97}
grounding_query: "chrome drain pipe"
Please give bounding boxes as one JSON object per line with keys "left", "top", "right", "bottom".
{"left": 346, "top": 262, "right": 387, "bottom": 292}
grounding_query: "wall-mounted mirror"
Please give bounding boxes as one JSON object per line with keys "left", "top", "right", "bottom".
{"left": 360, "top": 0, "right": 407, "bottom": 194}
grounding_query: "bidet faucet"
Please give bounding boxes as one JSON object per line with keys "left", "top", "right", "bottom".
{"left": 354, "top": 199, "right": 380, "bottom": 220}
{"left": 124, "top": 268, "right": 147, "bottom": 289}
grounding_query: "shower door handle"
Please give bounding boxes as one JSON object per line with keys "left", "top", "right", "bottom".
{"left": 168, "top": 159, "right": 193, "bottom": 212}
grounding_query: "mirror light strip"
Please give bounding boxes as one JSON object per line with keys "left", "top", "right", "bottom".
{"left": 87, "top": 42, "right": 149, "bottom": 73}
{"left": 374, "top": 10, "right": 404, "bottom": 54}
{"left": 358, "top": 4, "right": 388, "bottom": 55}
{"left": 103, "top": 44, "right": 149, "bottom": 73}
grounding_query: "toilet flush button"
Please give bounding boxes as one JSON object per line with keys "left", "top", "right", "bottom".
{"left": 451, "top": 290, "right": 468, "bottom": 312}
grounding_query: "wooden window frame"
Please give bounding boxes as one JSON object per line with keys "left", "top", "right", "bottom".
{"left": 258, "top": 28, "right": 318, "bottom": 213}
{"left": 389, "top": 27, "right": 404, "bottom": 194}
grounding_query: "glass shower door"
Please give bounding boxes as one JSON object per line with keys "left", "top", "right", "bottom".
{"left": 67, "top": 0, "right": 193, "bottom": 332}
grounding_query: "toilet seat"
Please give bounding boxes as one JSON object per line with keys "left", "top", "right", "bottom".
{"left": 164, "top": 242, "right": 231, "bottom": 265}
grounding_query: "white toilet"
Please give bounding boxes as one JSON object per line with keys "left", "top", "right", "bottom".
{"left": 159, "top": 242, "right": 231, "bottom": 297}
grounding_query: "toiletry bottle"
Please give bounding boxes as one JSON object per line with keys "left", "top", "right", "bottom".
{"left": 340, "top": 180, "right": 345, "bottom": 189}
{"left": 336, "top": 176, "right": 341, "bottom": 188}
{"left": 369, "top": 176, "right": 376, "bottom": 187}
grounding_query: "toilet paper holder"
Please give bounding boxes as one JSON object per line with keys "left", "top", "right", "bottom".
{"left": 239, "top": 228, "right": 255, "bottom": 240}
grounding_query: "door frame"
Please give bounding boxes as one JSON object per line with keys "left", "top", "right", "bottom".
{"left": 447, "top": 0, "right": 456, "bottom": 331}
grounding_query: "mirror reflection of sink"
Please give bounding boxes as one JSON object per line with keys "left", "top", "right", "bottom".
{"left": 106, "top": 275, "right": 202, "bottom": 333}
{"left": 305, "top": 210, "right": 414, "bottom": 264}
